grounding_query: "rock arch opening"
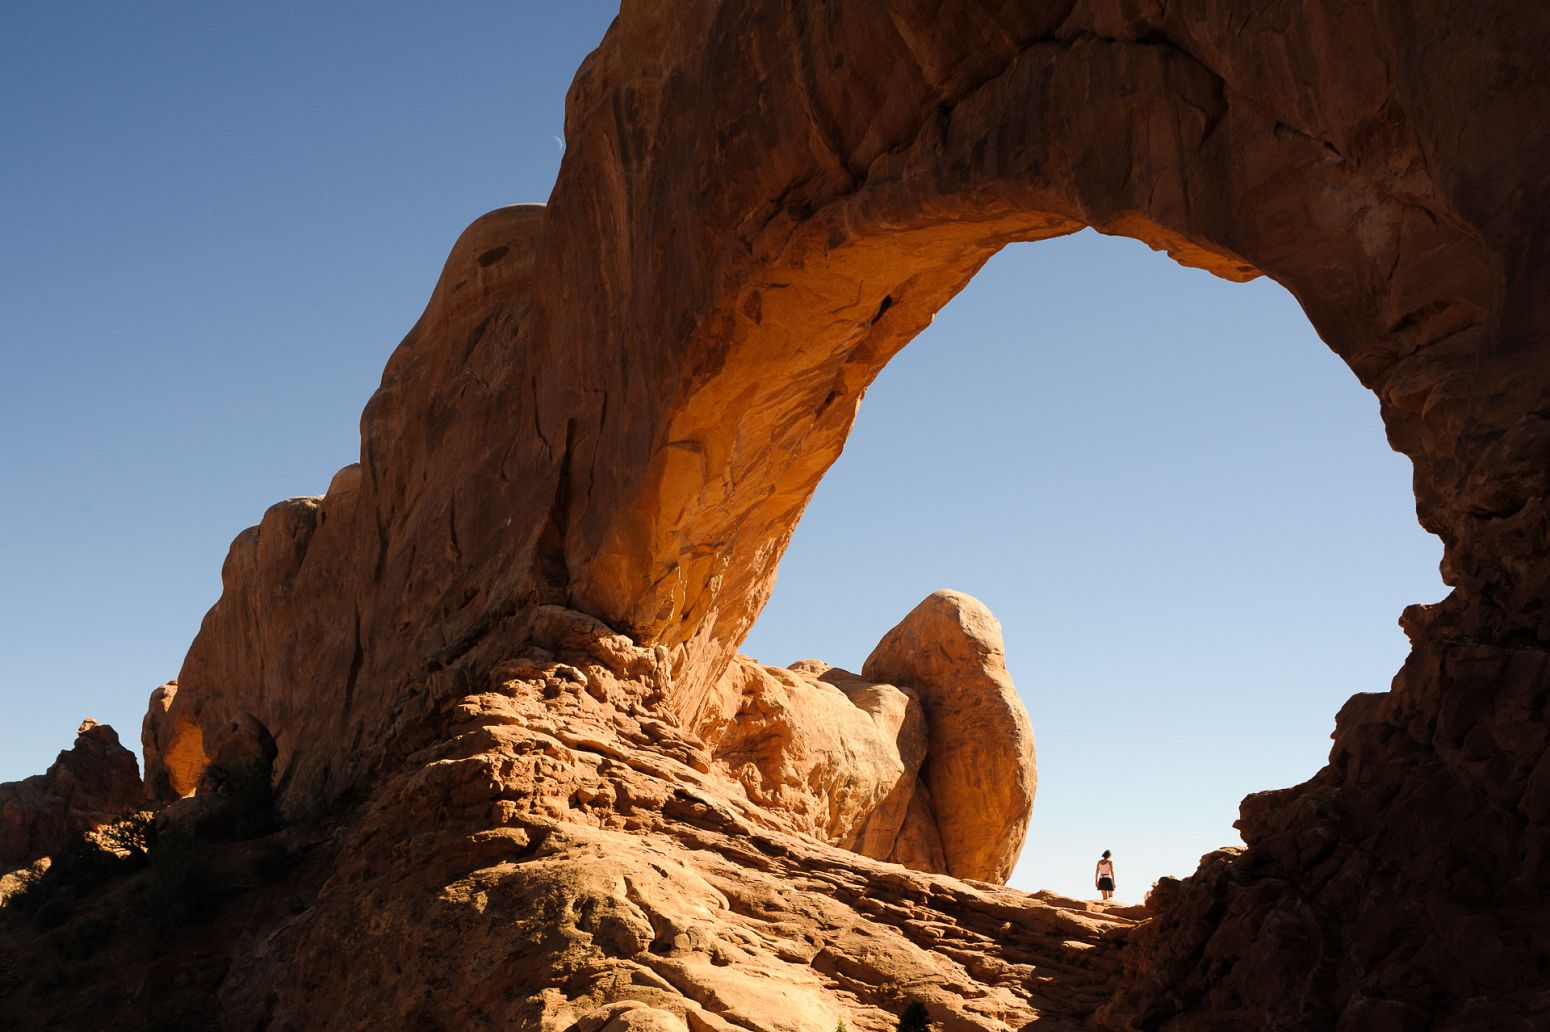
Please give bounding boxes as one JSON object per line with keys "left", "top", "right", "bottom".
{"left": 125, "top": 4, "right": 1548, "bottom": 1027}
{"left": 734, "top": 229, "right": 1446, "bottom": 900}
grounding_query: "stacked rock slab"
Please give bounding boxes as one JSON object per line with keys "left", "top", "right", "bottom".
{"left": 8, "top": 0, "right": 1548, "bottom": 1028}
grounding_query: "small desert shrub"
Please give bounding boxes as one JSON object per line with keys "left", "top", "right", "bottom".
{"left": 54, "top": 812, "right": 154, "bottom": 882}
{"left": 898, "top": 1001, "right": 932, "bottom": 1032}
{"left": 141, "top": 827, "right": 221, "bottom": 927}
{"left": 7, "top": 811, "right": 156, "bottom": 927}
{"left": 98, "top": 810, "right": 158, "bottom": 859}
{"left": 0, "top": 860, "right": 46, "bottom": 912}
{"left": 250, "top": 840, "right": 295, "bottom": 884}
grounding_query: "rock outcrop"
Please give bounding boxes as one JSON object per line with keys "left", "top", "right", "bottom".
{"left": 865, "top": 590, "right": 1036, "bottom": 885}
{"left": 139, "top": 681, "right": 204, "bottom": 803}
{"left": 701, "top": 654, "right": 935, "bottom": 865}
{"left": 698, "top": 589, "right": 1034, "bottom": 883}
{"left": 202, "top": 607, "right": 1124, "bottom": 1032}
{"left": 0, "top": 720, "right": 142, "bottom": 869}
{"left": 6, "top": 1, "right": 1550, "bottom": 1028}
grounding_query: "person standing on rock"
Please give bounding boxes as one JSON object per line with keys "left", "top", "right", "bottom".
{"left": 1095, "top": 851, "right": 1117, "bottom": 901}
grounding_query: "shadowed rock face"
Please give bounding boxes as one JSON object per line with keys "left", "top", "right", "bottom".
{"left": 0, "top": 721, "right": 142, "bottom": 869}
{"left": 8, "top": 1, "right": 1549, "bottom": 1028}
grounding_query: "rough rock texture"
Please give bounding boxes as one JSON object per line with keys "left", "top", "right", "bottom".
{"left": 0, "top": 721, "right": 142, "bottom": 869}
{"left": 700, "top": 654, "right": 934, "bottom": 865}
{"left": 865, "top": 590, "right": 1036, "bottom": 885}
{"left": 140, "top": 680, "right": 204, "bottom": 803}
{"left": 8, "top": 0, "right": 1550, "bottom": 1028}
{"left": 697, "top": 589, "right": 1033, "bottom": 883}
{"left": 200, "top": 606, "right": 1128, "bottom": 1032}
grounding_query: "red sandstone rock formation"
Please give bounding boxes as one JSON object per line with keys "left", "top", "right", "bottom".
{"left": 700, "top": 589, "right": 1036, "bottom": 883}
{"left": 865, "top": 590, "right": 1036, "bottom": 885}
{"left": 0, "top": 720, "right": 142, "bottom": 869}
{"left": 703, "top": 654, "right": 937, "bottom": 866}
{"left": 205, "top": 606, "right": 1122, "bottom": 1031}
{"left": 139, "top": 681, "right": 203, "bottom": 803}
{"left": 5, "top": 1, "right": 1550, "bottom": 1029}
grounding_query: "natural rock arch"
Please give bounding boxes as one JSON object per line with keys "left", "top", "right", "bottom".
{"left": 129, "top": 2, "right": 1546, "bottom": 1028}
{"left": 541, "top": 5, "right": 1500, "bottom": 715}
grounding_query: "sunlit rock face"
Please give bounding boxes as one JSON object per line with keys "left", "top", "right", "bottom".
{"left": 700, "top": 589, "right": 1036, "bottom": 884}
{"left": 5, "top": 0, "right": 1549, "bottom": 1028}
{"left": 863, "top": 590, "right": 1037, "bottom": 885}
{"left": 204, "top": 605, "right": 1118, "bottom": 1032}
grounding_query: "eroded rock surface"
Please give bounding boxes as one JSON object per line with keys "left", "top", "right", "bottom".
{"left": 865, "top": 590, "right": 1036, "bottom": 885}
{"left": 140, "top": 680, "right": 204, "bottom": 803}
{"left": 696, "top": 588, "right": 1034, "bottom": 882}
{"left": 700, "top": 654, "right": 932, "bottom": 864}
{"left": 0, "top": 720, "right": 142, "bottom": 869}
{"left": 204, "top": 607, "right": 1127, "bottom": 1032}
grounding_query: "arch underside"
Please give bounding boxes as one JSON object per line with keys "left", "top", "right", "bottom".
{"left": 551, "top": 15, "right": 1496, "bottom": 719}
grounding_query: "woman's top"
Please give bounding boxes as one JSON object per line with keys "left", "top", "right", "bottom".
{"left": 1096, "top": 859, "right": 1114, "bottom": 877}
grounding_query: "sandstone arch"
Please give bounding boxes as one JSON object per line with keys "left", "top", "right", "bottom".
{"left": 543, "top": 5, "right": 1500, "bottom": 718}
{"left": 129, "top": 2, "right": 1548, "bottom": 1027}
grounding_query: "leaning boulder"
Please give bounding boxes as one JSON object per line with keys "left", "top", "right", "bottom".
{"left": 864, "top": 590, "right": 1036, "bottom": 884}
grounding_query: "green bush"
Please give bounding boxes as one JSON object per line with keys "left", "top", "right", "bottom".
{"left": 141, "top": 827, "right": 221, "bottom": 928}
{"left": 97, "top": 810, "right": 158, "bottom": 858}
{"left": 898, "top": 1001, "right": 932, "bottom": 1032}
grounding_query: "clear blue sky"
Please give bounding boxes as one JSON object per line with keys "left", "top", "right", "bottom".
{"left": 1, "top": 4, "right": 1443, "bottom": 902}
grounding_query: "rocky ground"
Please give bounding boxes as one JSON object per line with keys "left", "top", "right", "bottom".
{"left": 3, "top": 601, "right": 1141, "bottom": 1031}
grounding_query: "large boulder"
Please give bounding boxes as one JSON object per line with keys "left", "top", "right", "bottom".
{"left": 698, "top": 590, "right": 1034, "bottom": 884}
{"left": 864, "top": 590, "right": 1037, "bottom": 884}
